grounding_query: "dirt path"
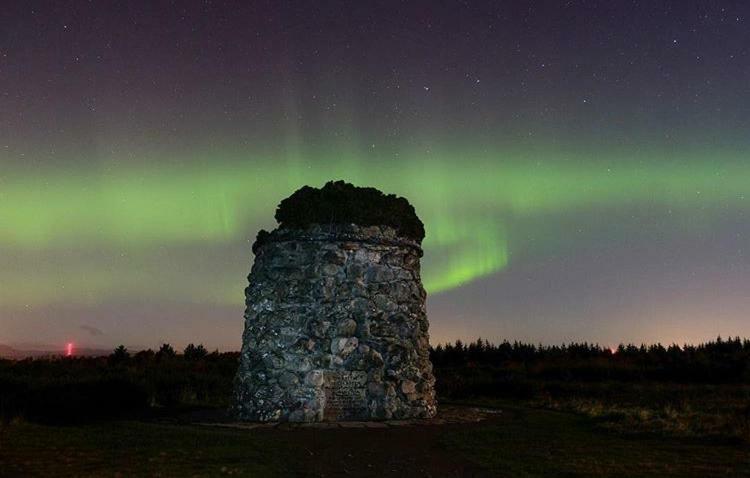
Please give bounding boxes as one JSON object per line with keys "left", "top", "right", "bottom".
{"left": 191, "top": 405, "right": 500, "bottom": 477}
{"left": 252, "top": 421, "right": 493, "bottom": 477}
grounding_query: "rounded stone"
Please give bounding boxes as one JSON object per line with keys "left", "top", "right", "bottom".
{"left": 305, "top": 370, "right": 324, "bottom": 387}
{"left": 234, "top": 212, "right": 437, "bottom": 422}
{"left": 331, "top": 336, "right": 359, "bottom": 357}
{"left": 321, "top": 263, "right": 341, "bottom": 276}
{"left": 400, "top": 380, "right": 417, "bottom": 394}
{"left": 336, "top": 319, "right": 358, "bottom": 337}
{"left": 368, "top": 350, "right": 384, "bottom": 366}
{"left": 278, "top": 372, "right": 299, "bottom": 388}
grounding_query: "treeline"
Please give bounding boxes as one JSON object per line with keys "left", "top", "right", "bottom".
{"left": 431, "top": 337, "right": 750, "bottom": 382}
{"left": 431, "top": 337, "right": 750, "bottom": 400}
{"left": 0, "top": 344, "right": 238, "bottom": 424}
{"left": 1, "top": 337, "right": 749, "bottom": 423}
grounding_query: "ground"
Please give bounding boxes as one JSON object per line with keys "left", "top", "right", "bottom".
{"left": 1, "top": 402, "right": 748, "bottom": 477}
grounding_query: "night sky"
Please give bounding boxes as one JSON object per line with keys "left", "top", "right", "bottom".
{"left": 2, "top": 1, "right": 749, "bottom": 351}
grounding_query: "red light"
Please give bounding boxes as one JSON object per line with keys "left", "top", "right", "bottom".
{"left": 66, "top": 343, "right": 73, "bottom": 356}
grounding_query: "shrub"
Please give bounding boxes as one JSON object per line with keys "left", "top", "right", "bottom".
{"left": 260, "top": 181, "right": 425, "bottom": 247}
{"left": 24, "top": 378, "right": 148, "bottom": 424}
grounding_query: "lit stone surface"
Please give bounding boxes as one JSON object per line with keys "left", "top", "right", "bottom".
{"left": 234, "top": 223, "right": 437, "bottom": 422}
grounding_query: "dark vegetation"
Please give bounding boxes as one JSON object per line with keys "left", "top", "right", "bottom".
{"left": 1, "top": 338, "right": 749, "bottom": 476}
{"left": 5, "top": 405, "right": 748, "bottom": 478}
{"left": 1, "top": 337, "right": 749, "bottom": 441}
{"left": 0, "top": 343, "right": 237, "bottom": 424}
{"left": 432, "top": 336, "right": 750, "bottom": 394}
{"left": 441, "top": 401, "right": 750, "bottom": 477}
{"left": 255, "top": 180, "right": 425, "bottom": 252}
{"left": 433, "top": 337, "right": 750, "bottom": 442}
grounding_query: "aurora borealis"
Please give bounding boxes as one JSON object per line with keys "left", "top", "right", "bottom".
{"left": 2, "top": 2, "right": 749, "bottom": 350}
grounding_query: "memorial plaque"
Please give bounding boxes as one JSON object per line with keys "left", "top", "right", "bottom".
{"left": 322, "top": 370, "right": 368, "bottom": 420}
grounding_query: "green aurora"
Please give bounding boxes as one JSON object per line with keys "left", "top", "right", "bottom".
{"left": 2, "top": 146, "right": 748, "bottom": 308}
{"left": 4, "top": 1, "right": 750, "bottom": 349}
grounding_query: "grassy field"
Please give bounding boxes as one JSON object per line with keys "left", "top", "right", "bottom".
{"left": 2, "top": 401, "right": 748, "bottom": 477}
{"left": 531, "top": 382, "right": 750, "bottom": 442}
{"left": 2, "top": 343, "right": 748, "bottom": 476}
{"left": 0, "top": 420, "right": 293, "bottom": 477}
{"left": 443, "top": 401, "right": 750, "bottom": 478}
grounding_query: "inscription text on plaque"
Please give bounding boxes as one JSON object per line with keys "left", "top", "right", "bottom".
{"left": 322, "top": 370, "right": 368, "bottom": 420}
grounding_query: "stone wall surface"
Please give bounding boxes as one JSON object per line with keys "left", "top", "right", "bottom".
{"left": 234, "top": 223, "right": 437, "bottom": 422}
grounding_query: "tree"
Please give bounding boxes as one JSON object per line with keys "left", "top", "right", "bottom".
{"left": 184, "top": 343, "right": 208, "bottom": 360}
{"left": 156, "top": 343, "right": 176, "bottom": 360}
{"left": 109, "top": 345, "right": 130, "bottom": 364}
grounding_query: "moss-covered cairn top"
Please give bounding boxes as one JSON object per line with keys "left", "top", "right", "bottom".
{"left": 253, "top": 181, "right": 425, "bottom": 252}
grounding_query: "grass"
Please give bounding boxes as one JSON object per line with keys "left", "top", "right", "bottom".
{"left": 530, "top": 382, "right": 750, "bottom": 442}
{"left": 441, "top": 401, "right": 750, "bottom": 477}
{"left": 0, "top": 421, "right": 295, "bottom": 477}
{"left": 1, "top": 401, "right": 749, "bottom": 477}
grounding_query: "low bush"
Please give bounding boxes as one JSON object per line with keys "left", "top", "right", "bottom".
{"left": 256, "top": 181, "right": 425, "bottom": 249}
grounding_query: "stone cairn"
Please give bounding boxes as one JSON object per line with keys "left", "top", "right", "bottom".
{"left": 234, "top": 182, "right": 437, "bottom": 422}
